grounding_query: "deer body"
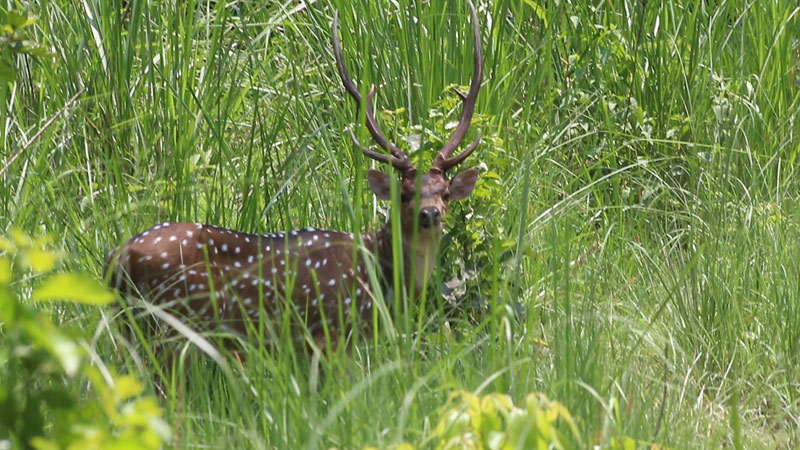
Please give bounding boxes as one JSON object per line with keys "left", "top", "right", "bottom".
{"left": 107, "top": 1, "right": 483, "bottom": 349}
{"left": 110, "top": 223, "right": 379, "bottom": 340}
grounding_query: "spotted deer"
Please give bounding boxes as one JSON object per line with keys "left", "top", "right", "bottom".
{"left": 106, "top": 1, "right": 483, "bottom": 350}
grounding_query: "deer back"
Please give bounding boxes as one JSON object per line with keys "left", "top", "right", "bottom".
{"left": 108, "top": 222, "right": 379, "bottom": 345}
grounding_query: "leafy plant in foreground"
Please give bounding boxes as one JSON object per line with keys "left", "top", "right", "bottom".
{"left": 0, "top": 9, "right": 54, "bottom": 83}
{"left": 0, "top": 230, "right": 170, "bottom": 450}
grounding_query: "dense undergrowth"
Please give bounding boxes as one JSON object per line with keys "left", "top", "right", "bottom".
{"left": 1, "top": 0, "right": 799, "bottom": 448}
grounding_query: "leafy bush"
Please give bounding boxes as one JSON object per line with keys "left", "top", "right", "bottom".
{"left": 0, "top": 230, "right": 170, "bottom": 450}
{"left": 361, "top": 390, "right": 663, "bottom": 450}
{"left": 432, "top": 390, "right": 580, "bottom": 450}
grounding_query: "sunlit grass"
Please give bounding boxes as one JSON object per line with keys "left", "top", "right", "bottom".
{"left": 1, "top": 0, "right": 799, "bottom": 448}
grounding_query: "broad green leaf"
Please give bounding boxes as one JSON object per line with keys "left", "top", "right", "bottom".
{"left": 39, "top": 388, "right": 74, "bottom": 409}
{"left": 29, "top": 46, "right": 55, "bottom": 57}
{"left": 522, "top": 0, "right": 548, "bottom": 27}
{"left": 0, "top": 257, "right": 10, "bottom": 284}
{"left": 32, "top": 273, "right": 114, "bottom": 305}
{"left": 50, "top": 334, "right": 82, "bottom": 377}
{"left": 8, "top": 12, "right": 28, "bottom": 29}
{"left": 0, "top": 59, "right": 16, "bottom": 82}
{"left": 10, "top": 13, "right": 37, "bottom": 30}
{"left": 0, "top": 289, "right": 15, "bottom": 322}
{"left": 23, "top": 323, "right": 83, "bottom": 377}
{"left": 30, "top": 437, "right": 59, "bottom": 450}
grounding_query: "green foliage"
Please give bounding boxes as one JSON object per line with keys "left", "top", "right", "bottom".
{"left": 0, "top": 0, "right": 799, "bottom": 448}
{"left": 361, "top": 390, "right": 663, "bottom": 450}
{"left": 432, "top": 391, "right": 580, "bottom": 450}
{"left": 0, "top": 9, "right": 54, "bottom": 82}
{"left": 0, "top": 230, "right": 170, "bottom": 449}
{"left": 370, "top": 86, "right": 511, "bottom": 318}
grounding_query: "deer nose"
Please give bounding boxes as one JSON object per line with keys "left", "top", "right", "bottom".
{"left": 419, "top": 207, "right": 441, "bottom": 228}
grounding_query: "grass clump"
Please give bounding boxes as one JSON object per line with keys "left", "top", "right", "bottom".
{"left": 1, "top": 0, "right": 799, "bottom": 448}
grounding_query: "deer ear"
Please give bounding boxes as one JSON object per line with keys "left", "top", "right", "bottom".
{"left": 449, "top": 168, "right": 479, "bottom": 201}
{"left": 367, "top": 169, "right": 392, "bottom": 200}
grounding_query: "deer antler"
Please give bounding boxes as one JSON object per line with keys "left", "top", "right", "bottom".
{"left": 433, "top": 0, "right": 483, "bottom": 173}
{"left": 332, "top": 11, "right": 414, "bottom": 172}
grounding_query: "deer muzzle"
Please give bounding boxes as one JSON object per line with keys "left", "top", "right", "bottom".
{"left": 419, "top": 207, "right": 442, "bottom": 229}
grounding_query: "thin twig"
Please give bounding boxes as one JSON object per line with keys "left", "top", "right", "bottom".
{"left": 0, "top": 86, "right": 86, "bottom": 177}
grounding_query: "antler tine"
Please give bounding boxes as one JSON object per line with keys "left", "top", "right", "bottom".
{"left": 332, "top": 11, "right": 361, "bottom": 105}
{"left": 434, "top": 0, "right": 483, "bottom": 172}
{"left": 452, "top": 86, "right": 468, "bottom": 101}
{"left": 333, "top": 11, "right": 413, "bottom": 172}
{"left": 365, "top": 85, "right": 413, "bottom": 171}
{"left": 348, "top": 129, "right": 395, "bottom": 165}
{"left": 444, "top": 129, "right": 482, "bottom": 168}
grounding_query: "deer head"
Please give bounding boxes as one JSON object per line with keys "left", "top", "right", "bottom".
{"left": 332, "top": 1, "right": 483, "bottom": 261}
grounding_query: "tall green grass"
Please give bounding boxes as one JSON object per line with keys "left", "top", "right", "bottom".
{"left": 1, "top": 0, "right": 799, "bottom": 448}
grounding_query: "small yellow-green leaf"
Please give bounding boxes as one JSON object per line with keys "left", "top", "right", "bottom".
{"left": 0, "top": 60, "right": 15, "bottom": 82}
{"left": 51, "top": 333, "right": 82, "bottom": 377}
{"left": 115, "top": 375, "right": 144, "bottom": 402}
{"left": 8, "top": 12, "right": 29, "bottom": 29}
{"left": 0, "top": 236, "right": 14, "bottom": 252}
{"left": 23, "top": 321, "right": 84, "bottom": 376}
{"left": 30, "top": 437, "right": 60, "bottom": 450}
{"left": 9, "top": 227, "right": 32, "bottom": 247}
{"left": 32, "top": 273, "right": 114, "bottom": 305}
{"left": 0, "top": 289, "right": 15, "bottom": 322}
{"left": 0, "top": 257, "right": 10, "bottom": 284}
{"left": 23, "top": 248, "right": 59, "bottom": 273}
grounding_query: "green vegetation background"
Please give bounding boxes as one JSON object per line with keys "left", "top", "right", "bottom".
{"left": 1, "top": 0, "right": 799, "bottom": 448}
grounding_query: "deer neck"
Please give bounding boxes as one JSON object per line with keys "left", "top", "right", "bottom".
{"left": 368, "top": 222, "right": 441, "bottom": 296}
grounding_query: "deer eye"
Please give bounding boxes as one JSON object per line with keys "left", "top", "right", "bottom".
{"left": 442, "top": 192, "right": 450, "bottom": 201}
